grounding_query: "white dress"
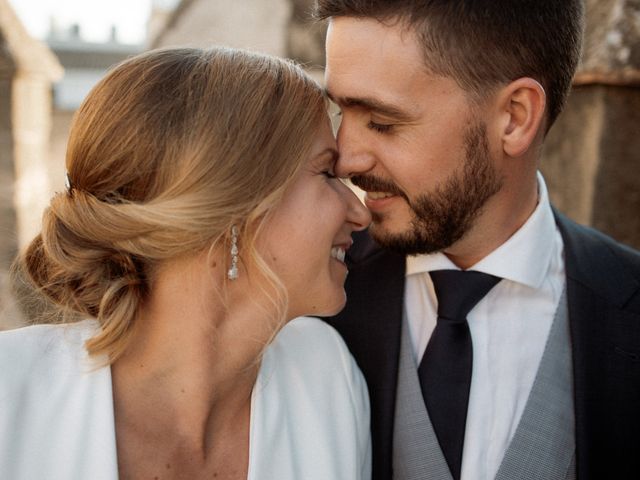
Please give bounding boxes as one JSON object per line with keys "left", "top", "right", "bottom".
{"left": 0, "top": 317, "right": 371, "bottom": 479}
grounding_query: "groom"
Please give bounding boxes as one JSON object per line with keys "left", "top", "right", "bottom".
{"left": 316, "top": 1, "right": 640, "bottom": 479}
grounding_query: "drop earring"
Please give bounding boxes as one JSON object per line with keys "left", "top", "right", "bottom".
{"left": 227, "top": 225, "right": 239, "bottom": 280}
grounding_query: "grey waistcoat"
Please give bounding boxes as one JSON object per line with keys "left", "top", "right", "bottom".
{"left": 392, "top": 290, "right": 576, "bottom": 480}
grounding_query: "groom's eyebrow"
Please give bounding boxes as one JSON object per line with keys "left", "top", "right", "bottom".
{"left": 326, "top": 90, "right": 415, "bottom": 121}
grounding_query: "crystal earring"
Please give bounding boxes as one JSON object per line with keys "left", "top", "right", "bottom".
{"left": 64, "top": 172, "right": 73, "bottom": 195}
{"left": 227, "top": 225, "right": 239, "bottom": 280}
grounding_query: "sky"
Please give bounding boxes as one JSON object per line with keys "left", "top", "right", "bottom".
{"left": 8, "top": 0, "right": 165, "bottom": 44}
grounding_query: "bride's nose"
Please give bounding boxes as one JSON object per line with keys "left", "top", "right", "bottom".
{"left": 342, "top": 183, "right": 371, "bottom": 231}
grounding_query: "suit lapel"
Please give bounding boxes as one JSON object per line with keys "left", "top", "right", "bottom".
{"left": 326, "top": 231, "right": 406, "bottom": 480}
{"left": 555, "top": 211, "right": 640, "bottom": 479}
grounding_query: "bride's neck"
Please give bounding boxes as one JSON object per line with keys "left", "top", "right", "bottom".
{"left": 111, "top": 253, "right": 276, "bottom": 451}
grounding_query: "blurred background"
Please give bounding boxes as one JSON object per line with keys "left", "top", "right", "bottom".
{"left": 1, "top": 0, "right": 639, "bottom": 329}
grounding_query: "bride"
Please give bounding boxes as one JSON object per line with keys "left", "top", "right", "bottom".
{"left": 0, "top": 47, "right": 371, "bottom": 479}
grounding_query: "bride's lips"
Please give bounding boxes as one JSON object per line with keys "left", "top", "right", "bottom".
{"left": 330, "top": 240, "right": 353, "bottom": 264}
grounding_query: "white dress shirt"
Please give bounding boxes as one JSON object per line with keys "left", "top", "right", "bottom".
{"left": 0, "top": 317, "right": 371, "bottom": 480}
{"left": 404, "top": 173, "right": 565, "bottom": 480}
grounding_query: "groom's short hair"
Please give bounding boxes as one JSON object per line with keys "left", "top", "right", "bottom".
{"left": 315, "top": 0, "right": 584, "bottom": 128}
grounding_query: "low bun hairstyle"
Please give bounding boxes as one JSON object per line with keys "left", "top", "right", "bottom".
{"left": 15, "top": 47, "right": 327, "bottom": 360}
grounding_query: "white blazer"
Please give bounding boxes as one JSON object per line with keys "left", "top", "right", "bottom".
{"left": 0, "top": 317, "right": 371, "bottom": 479}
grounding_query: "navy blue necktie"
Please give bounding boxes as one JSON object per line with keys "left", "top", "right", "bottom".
{"left": 418, "top": 270, "right": 501, "bottom": 480}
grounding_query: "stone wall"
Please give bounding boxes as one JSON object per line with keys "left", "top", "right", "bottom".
{"left": 0, "top": 52, "right": 17, "bottom": 270}
{"left": 541, "top": 0, "right": 640, "bottom": 249}
{"left": 11, "top": 74, "right": 56, "bottom": 247}
{"left": 0, "top": 52, "right": 20, "bottom": 329}
{"left": 542, "top": 85, "right": 640, "bottom": 249}
{"left": 0, "top": 0, "right": 63, "bottom": 329}
{"left": 1, "top": 71, "right": 59, "bottom": 330}
{"left": 287, "top": 0, "right": 326, "bottom": 67}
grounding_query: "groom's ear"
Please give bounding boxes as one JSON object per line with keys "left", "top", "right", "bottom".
{"left": 495, "top": 77, "right": 546, "bottom": 158}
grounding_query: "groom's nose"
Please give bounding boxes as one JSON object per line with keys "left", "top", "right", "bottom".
{"left": 335, "top": 120, "right": 376, "bottom": 178}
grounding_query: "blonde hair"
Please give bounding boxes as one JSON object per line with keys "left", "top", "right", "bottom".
{"left": 14, "top": 47, "right": 327, "bottom": 360}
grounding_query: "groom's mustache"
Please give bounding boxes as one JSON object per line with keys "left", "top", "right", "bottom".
{"left": 350, "top": 175, "right": 408, "bottom": 201}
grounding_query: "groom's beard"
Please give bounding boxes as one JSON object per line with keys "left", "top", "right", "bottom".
{"left": 352, "top": 122, "right": 503, "bottom": 256}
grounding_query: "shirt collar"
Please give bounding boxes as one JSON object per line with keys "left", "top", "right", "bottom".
{"left": 406, "top": 172, "right": 557, "bottom": 289}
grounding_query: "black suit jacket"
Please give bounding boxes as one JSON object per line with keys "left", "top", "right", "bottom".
{"left": 324, "top": 211, "right": 640, "bottom": 480}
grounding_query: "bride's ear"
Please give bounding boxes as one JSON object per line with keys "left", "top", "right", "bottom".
{"left": 495, "top": 78, "right": 546, "bottom": 158}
